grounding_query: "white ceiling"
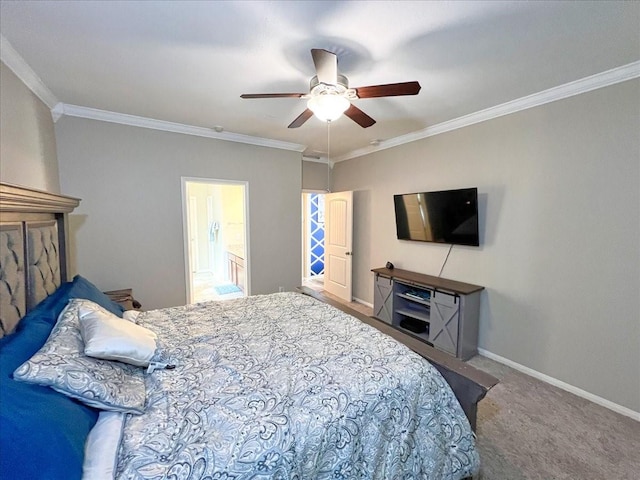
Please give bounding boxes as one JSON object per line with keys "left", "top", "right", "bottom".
{"left": 1, "top": 1, "right": 639, "bottom": 160}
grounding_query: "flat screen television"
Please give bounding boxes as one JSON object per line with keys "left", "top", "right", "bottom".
{"left": 393, "top": 187, "right": 479, "bottom": 246}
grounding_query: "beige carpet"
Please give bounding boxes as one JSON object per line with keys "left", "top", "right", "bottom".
{"left": 468, "top": 355, "right": 640, "bottom": 479}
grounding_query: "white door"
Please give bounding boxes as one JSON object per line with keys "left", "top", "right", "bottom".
{"left": 324, "top": 191, "right": 353, "bottom": 302}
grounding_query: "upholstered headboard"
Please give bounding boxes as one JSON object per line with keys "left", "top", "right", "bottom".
{"left": 0, "top": 183, "right": 80, "bottom": 337}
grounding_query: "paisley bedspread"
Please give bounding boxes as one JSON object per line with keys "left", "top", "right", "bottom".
{"left": 115, "top": 292, "right": 479, "bottom": 479}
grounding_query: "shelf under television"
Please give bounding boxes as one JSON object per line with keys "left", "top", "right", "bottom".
{"left": 396, "top": 292, "right": 431, "bottom": 307}
{"left": 396, "top": 307, "right": 430, "bottom": 323}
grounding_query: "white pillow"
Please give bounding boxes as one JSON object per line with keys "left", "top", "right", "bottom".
{"left": 83, "top": 410, "right": 125, "bottom": 480}
{"left": 122, "top": 310, "right": 141, "bottom": 322}
{"left": 79, "top": 301, "right": 157, "bottom": 367}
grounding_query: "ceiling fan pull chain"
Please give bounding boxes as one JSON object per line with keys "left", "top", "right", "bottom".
{"left": 327, "top": 120, "right": 331, "bottom": 193}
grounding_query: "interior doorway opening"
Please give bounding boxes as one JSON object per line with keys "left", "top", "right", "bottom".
{"left": 302, "top": 192, "right": 325, "bottom": 291}
{"left": 183, "top": 178, "right": 249, "bottom": 303}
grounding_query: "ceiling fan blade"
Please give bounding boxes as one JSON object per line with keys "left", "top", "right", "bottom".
{"left": 344, "top": 104, "right": 376, "bottom": 128}
{"left": 288, "top": 109, "right": 314, "bottom": 128}
{"left": 354, "top": 81, "right": 421, "bottom": 98}
{"left": 311, "top": 49, "right": 338, "bottom": 85}
{"left": 240, "top": 93, "right": 306, "bottom": 99}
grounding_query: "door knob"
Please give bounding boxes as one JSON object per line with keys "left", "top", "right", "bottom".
{"left": 345, "top": 251, "right": 353, "bottom": 256}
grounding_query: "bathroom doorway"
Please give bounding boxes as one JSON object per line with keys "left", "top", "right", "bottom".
{"left": 182, "top": 178, "right": 249, "bottom": 303}
{"left": 302, "top": 192, "right": 325, "bottom": 291}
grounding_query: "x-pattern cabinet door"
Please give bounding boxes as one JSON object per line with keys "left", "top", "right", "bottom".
{"left": 373, "top": 275, "right": 393, "bottom": 324}
{"left": 429, "top": 291, "right": 460, "bottom": 356}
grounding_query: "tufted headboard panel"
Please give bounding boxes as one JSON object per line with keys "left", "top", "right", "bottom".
{"left": 27, "top": 220, "right": 61, "bottom": 309}
{"left": 0, "top": 223, "right": 26, "bottom": 332}
{"left": 0, "top": 183, "right": 80, "bottom": 337}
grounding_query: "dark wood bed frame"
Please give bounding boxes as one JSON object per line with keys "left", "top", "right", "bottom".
{"left": 298, "top": 287, "right": 498, "bottom": 430}
{"left": 0, "top": 181, "right": 496, "bottom": 432}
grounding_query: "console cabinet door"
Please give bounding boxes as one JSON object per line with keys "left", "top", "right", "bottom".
{"left": 429, "top": 291, "right": 460, "bottom": 356}
{"left": 373, "top": 275, "right": 393, "bottom": 324}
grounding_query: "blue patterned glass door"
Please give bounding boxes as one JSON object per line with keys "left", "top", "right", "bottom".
{"left": 309, "top": 193, "right": 325, "bottom": 276}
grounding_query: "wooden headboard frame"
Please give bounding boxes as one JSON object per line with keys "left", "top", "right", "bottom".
{"left": 0, "top": 182, "right": 80, "bottom": 337}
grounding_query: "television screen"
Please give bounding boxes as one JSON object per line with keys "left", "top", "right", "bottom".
{"left": 394, "top": 187, "right": 479, "bottom": 246}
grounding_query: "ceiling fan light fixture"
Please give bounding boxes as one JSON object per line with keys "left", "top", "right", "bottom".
{"left": 241, "top": 48, "right": 420, "bottom": 129}
{"left": 307, "top": 95, "right": 350, "bottom": 122}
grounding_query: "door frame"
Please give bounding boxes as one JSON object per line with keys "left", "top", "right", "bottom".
{"left": 301, "top": 190, "right": 327, "bottom": 283}
{"left": 181, "top": 177, "right": 251, "bottom": 304}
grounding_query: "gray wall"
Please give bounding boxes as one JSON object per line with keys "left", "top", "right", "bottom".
{"left": 0, "top": 62, "right": 60, "bottom": 192}
{"left": 56, "top": 117, "right": 302, "bottom": 310}
{"left": 302, "top": 160, "right": 329, "bottom": 191}
{"left": 333, "top": 79, "right": 640, "bottom": 412}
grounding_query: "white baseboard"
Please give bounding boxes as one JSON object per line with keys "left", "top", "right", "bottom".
{"left": 352, "top": 297, "right": 373, "bottom": 309}
{"left": 478, "top": 348, "right": 640, "bottom": 422}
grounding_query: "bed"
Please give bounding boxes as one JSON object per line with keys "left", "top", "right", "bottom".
{"left": 0, "top": 182, "right": 492, "bottom": 480}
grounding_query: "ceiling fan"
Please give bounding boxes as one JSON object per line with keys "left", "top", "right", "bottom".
{"left": 240, "top": 49, "right": 421, "bottom": 129}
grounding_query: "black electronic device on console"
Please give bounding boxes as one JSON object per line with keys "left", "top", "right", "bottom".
{"left": 400, "top": 318, "right": 428, "bottom": 334}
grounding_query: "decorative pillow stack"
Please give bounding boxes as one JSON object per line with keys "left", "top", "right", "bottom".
{"left": 13, "top": 298, "right": 157, "bottom": 415}
{"left": 0, "top": 275, "right": 148, "bottom": 480}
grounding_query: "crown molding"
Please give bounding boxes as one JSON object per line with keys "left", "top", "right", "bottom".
{"left": 60, "top": 104, "right": 306, "bottom": 152}
{"left": 302, "top": 155, "right": 331, "bottom": 165}
{"left": 336, "top": 60, "right": 640, "bottom": 162}
{"left": 302, "top": 156, "right": 334, "bottom": 168}
{"left": 0, "top": 35, "right": 59, "bottom": 110}
{"left": 50, "top": 102, "right": 66, "bottom": 122}
{"left": 0, "top": 35, "right": 304, "bottom": 152}
{"left": 3, "top": 33, "right": 637, "bottom": 158}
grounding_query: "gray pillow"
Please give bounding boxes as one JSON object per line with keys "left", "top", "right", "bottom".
{"left": 13, "top": 299, "right": 147, "bottom": 414}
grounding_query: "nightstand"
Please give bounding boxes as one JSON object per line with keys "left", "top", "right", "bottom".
{"left": 104, "top": 288, "right": 142, "bottom": 311}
